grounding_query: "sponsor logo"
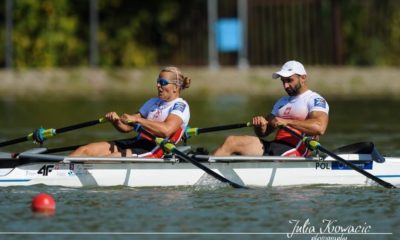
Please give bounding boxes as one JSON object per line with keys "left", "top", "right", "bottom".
{"left": 314, "top": 98, "right": 326, "bottom": 108}
{"left": 38, "top": 165, "right": 54, "bottom": 176}
{"left": 26, "top": 170, "right": 37, "bottom": 176}
{"left": 153, "top": 109, "right": 162, "bottom": 119}
{"left": 283, "top": 107, "right": 292, "bottom": 115}
{"left": 172, "top": 102, "right": 186, "bottom": 112}
{"left": 53, "top": 164, "right": 60, "bottom": 170}
{"left": 332, "top": 161, "right": 372, "bottom": 170}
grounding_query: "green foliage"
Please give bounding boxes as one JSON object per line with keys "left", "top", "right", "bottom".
{"left": 92, "top": 0, "right": 186, "bottom": 67}
{"left": 386, "top": 2, "right": 400, "bottom": 65}
{"left": 342, "top": 0, "right": 400, "bottom": 65}
{"left": 2, "top": 0, "right": 185, "bottom": 68}
{"left": 12, "top": 0, "right": 86, "bottom": 68}
{"left": 1, "top": 0, "right": 400, "bottom": 68}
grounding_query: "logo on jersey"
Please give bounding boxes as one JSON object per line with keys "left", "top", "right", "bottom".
{"left": 172, "top": 102, "right": 186, "bottom": 112}
{"left": 314, "top": 98, "right": 326, "bottom": 108}
{"left": 283, "top": 107, "right": 292, "bottom": 115}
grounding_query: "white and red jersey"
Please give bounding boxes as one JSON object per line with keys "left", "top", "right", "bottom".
{"left": 136, "top": 97, "right": 190, "bottom": 158}
{"left": 139, "top": 97, "right": 190, "bottom": 129}
{"left": 271, "top": 90, "right": 329, "bottom": 156}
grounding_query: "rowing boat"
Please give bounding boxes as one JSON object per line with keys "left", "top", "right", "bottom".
{"left": 1, "top": 143, "right": 399, "bottom": 188}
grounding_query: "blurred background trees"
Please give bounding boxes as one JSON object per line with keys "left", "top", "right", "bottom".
{"left": 1, "top": 0, "right": 400, "bottom": 68}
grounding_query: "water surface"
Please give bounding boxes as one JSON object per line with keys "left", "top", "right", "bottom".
{"left": 0, "top": 97, "right": 399, "bottom": 239}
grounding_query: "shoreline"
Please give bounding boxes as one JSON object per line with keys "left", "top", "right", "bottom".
{"left": 1, "top": 66, "right": 399, "bottom": 100}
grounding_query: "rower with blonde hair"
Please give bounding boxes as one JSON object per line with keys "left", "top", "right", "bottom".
{"left": 70, "top": 66, "right": 191, "bottom": 158}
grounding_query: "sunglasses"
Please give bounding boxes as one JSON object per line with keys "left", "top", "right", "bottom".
{"left": 157, "top": 78, "right": 178, "bottom": 86}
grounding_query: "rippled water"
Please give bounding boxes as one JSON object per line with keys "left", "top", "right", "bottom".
{"left": 0, "top": 185, "right": 399, "bottom": 240}
{"left": 1, "top": 97, "right": 400, "bottom": 239}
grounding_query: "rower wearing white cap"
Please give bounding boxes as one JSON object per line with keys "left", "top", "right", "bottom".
{"left": 214, "top": 60, "right": 329, "bottom": 157}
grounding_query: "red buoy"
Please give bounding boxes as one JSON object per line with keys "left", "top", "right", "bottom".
{"left": 31, "top": 193, "right": 56, "bottom": 214}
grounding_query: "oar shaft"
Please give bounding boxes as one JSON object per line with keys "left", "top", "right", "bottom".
{"left": 0, "top": 117, "right": 106, "bottom": 148}
{"left": 55, "top": 118, "right": 106, "bottom": 134}
{"left": 197, "top": 122, "right": 250, "bottom": 134}
{"left": 0, "top": 137, "right": 28, "bottom": 147}
{"left": 317, "top": 145, "right": 396, "bottom": 189}
{"left": 279, "top": 126, "right": 302, "bottom": 139}
{"left": 171, "top": 149, "right": 246, "bottom": 189}
{"left": 185, "top": 122, "right": 251, "bottom": 137}
{"left": 132, "top": 123, "right": 247, "bottom": 189}
{"left": 280, "top": 126, "right": 396, "bottom": 189}
{"left": 44, "top": 145, "right": 83, "bottom": 154}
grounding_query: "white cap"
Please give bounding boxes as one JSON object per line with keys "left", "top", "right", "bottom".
{"left": 272, "top": 60, "right": 307, "bottom": 79}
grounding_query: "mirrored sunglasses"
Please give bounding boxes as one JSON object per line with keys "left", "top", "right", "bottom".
{"left": 157, "top": 78, "right": 177, "bottom": 86}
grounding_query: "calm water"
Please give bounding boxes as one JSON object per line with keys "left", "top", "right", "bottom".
{"left": 0, "top": 96, "right": 400, "bottom": 240}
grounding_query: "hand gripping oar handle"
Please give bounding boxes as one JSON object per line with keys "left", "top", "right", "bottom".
{"left": 131, "top": 123, "right": 247, "bottom": 189}
{"left": 185, "top": 122, "right": 251, "bottom": 137}
{"left": 280, "top": 125, "right": 396, "bottom": 189}
{"left": 0, "top": 117, "right": 106, "bottom": 148}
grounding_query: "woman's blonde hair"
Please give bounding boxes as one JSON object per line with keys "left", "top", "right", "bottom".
{"left": 160, "top": 66, "right": 191, "bottom": 90}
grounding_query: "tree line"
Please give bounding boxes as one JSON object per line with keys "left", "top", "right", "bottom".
{"left": 0, "top": 0, "right": 399, "bottom": 68}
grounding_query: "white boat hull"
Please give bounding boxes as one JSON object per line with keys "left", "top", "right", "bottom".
{"left": 1, "top": 152, "right": 400, "bottom": 188}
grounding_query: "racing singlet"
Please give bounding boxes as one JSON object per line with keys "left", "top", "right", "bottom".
{"left": 271, "top": 90, "right": 329, "bottom": 156}
{"left": 135, "top": 97, "right": 190, "bottom": 158}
